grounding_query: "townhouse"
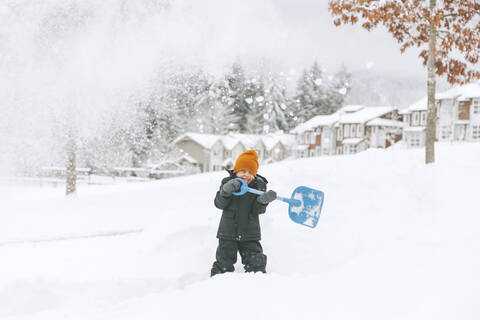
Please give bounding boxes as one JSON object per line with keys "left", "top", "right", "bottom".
{"left": 173, "top": 132, "right": 295, "bottom": 173}
{"left": 402, "top": 82, "right": 480, "bottom": 148}
{"left": 293, "top": 105, "right": 402, "bottom": 156}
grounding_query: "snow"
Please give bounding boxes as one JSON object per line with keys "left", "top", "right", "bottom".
{"left": 293, "top": 113, "right": 340, "bottom": 133}
{"left": 437, "top": 82, "right": 480, "bottom": 100}
{"left": 367, "top": 118, "right": 404, "bottom": 127}
{"left": 342, "top": 137, "right": 367, "bottom": 144}
{"left": 340, "top": 104, "right": 366, "bottom": 113}
{"left": 408, "top": 97, "right": 428, "bottom": 111}
{"left": 339, "top": 106, "right": 395, "bottom": 124}
{"left": 404, "top": 127, "right": 426, "bottom": 132}
{"left": 174, "top": 133, "right": 221, "bottom": 150}
{"left": 1, "top": 143, "right": 480, "bottom": 320}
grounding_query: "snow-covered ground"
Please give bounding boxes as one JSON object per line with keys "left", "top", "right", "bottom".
{"left": 1, "top": 143, "right": 479, "bottom": 320}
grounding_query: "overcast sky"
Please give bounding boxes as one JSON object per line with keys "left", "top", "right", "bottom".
{"left": 173, "top": 0, "right": 427, "bottom": 79}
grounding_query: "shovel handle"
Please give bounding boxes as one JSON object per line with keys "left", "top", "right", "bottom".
{"left": 231, "top": 178, "right": 301, "bottom": 207}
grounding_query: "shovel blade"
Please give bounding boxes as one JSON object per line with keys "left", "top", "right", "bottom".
{"left": 288, "top": 186, "right": 324, "bottom": 228}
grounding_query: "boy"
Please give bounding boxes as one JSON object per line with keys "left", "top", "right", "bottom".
{"left": 210, "top": 150, "right": 277, "bottom": 276}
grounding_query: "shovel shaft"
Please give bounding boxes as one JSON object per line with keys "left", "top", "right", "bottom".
{"left": 232, "top": 178, "right": 301, "bottom": 207}
{"left": 276, "top": 196, "right": 301, "bottom": 207}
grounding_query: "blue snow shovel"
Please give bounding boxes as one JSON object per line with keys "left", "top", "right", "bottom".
{"left": 232, "top": 178, "right": 324, "bottom": 228}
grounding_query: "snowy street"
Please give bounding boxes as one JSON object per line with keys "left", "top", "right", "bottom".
{"left": 1, "top": 143, "right": 479, "bottom": 320}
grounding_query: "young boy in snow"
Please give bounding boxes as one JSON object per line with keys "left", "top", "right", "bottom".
{"left": 210, "top": 150, "right": 277, "bottom": 276}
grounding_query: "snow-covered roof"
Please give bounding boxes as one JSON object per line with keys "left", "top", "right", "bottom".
{"left": 293, "top": 113, "right": 340, "bottom": 133}
{"left": 175, "top": 132, "right": 295, "bottom": 152}
{"left": 343, "top": 137, "right": 367, "bottom": 145}
{"left": 222, "top": 135, "right": 245, "bottom": 150}
{"left": 404, "top": 127, "right": 426, "bottom": 132}
{"left": 174, "top": 133, "right": 221, "bottom": 149}
{"left": 339, "top": 105, "right": 365, "bottom": 113}
{"left": 408, "top": 96, "right": 431, "bottom": 111}
{"left": 437, "top": 82, "right": 480, "bottom": 101}
{"left": 226, "top": 133, "right": 260, "bottom": 148}
{"left": 276, "top": 134, "right": 296, "bottom": 146}
{"left": 339, "top": 106, "right": 395, "bottom": 124}
{"left": 177, "top": 155, "right": 198, "bottom": 164}
{"left": 408, "top": 82, "right": 480, "bottom": 111}
{"left": 367, "top": 119, "right": 404, "bottom": 127}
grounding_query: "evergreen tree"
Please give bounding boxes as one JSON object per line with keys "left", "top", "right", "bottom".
{"left": 194, "top": 78, "right": 237, "bottom": 134}
{"left": 292, "top": 61, "right": 327, "bottom": 124}
{"left": 224, "top": 63, "right": 249, "bottom": 133}
{"left": 325, "top": 65, "right": 352, "bottom": 114}
{"left": 262, "top": 72, "right": 289, "bottom": 134}
{"left": 244, "top": 74, "right": 266, "bottom": 134}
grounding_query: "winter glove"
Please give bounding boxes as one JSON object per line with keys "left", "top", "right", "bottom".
{"left": 257, "top": 190, "right": 277, "bottom": 204}
{"left": 220, "top": 179, "right": 242, "bottom": 197}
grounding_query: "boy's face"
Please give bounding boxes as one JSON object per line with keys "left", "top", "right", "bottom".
{"left": 236, "top": 170, "right": 254, "bottom": 184}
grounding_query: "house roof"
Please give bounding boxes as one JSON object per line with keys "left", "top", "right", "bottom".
{"left": 339, "top": 106, "right": 395, "bottom": 124}
{"left": 407, "top": 81, "right": 480, "bottom": 112}
{"left": 293, "top": 113, "right": 340, "bottom": 133}
{"left": 175, "top": 132, "right": 296, "bottom": 152}
{"left": 404, "top": 127, "right": 426, "bottom": 132}
{"left": 343, "top": 137, "right": 368, "bottom": 145}
{"left": 367, "top": 119, "right": 404, "bottom": 127}
{"left": 177, "top": 155, "right": 198, "bottom": 164}
{"left": 174, "top": 133, "right": 221, "bottom": 149}
{"left": 339, "top": 104, "right": 365, "bottom": 113}
{"left": 437, "top": 82, "right": 480, "bottom": 100}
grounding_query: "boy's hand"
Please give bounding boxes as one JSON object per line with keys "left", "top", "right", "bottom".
{"left": 221, "top": 179, "right": 242, "bottom": 197}
{"left": 257, "top": 190, "right": 277, "bottom": 204}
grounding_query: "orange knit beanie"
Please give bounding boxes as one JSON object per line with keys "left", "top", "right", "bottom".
{"left": 233, "top": 150, "right": 259, "bottom": 176}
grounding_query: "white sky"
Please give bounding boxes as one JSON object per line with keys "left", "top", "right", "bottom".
{"left": 172, "top": 0, "right": 426, "bottom": 78}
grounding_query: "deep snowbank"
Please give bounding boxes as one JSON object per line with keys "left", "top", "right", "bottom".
{"left": 1, "top": 143, "right": 479, "bottom": 320}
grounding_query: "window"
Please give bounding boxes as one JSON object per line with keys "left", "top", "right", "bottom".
{"left": 421, "top": 112, "right": 426, "bottom": 125}
{"left": 350, "top": 124, "right": 356, "bottom": 137}
{"left": 440, "top": 126, "right": 452, "bottom": 139}
{"left": 304, "top": 133, "right": 309, "bottom": 144}
{"left": 336, "top": 146, "right": 342, "bottom": 155}
{"left": 357, "top": 125, "right": 363, "bottom": 136}
{"left": 344, "top": 144, "right": 357, "bottom": 154}
{"left": 310, "top": 133, "right": 316, "bottom": 145}
{"left": 473, "top": 125, "right": 480, "bottom": 139}
{"left": 413, "top": 112, "right": 419, "bottom": 125}
{"left": 410, "top": 133, "right": 421, "bottom": 147}
{"left": 403, "top": 115, "right": 409, "bottom": 123}
{"left": 344, "top": 125, "right": 350, "bottom": 138}
{"left": 337, "top": 127, "right": 343, "bottom": 140}
{"left": 473, "top": 99, "right": 480, "bottom": 114}
{"left": 372, "top": 126, "right": 377, "bottom": 133}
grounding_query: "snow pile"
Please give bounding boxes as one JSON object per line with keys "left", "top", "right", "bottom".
{"left": 1, "top": 143, "right": 479, "bottom": 320}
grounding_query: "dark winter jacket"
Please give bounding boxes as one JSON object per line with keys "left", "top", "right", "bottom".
{"left": 214, "top": 170, "right": 269, "bottom": 241}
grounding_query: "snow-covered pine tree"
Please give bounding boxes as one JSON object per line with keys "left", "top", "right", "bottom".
{"left": 194, "top": 78, "right": 238, "bottom": 134}
{"left": 262, "top": 72, "right": 289, "bottom": 134}
{"left": 224, "top": 63, "right": 250, "bottom": 133}
{"left": 292, "top": 61, "right": 328, "bottom": 124}
{"left": 242, "top": 73, "right": 265, "bottom": 134}
{"left": 325, "top": 65, "right": 352, "bottom": 114}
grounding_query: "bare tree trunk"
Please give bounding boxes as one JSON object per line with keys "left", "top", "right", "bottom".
{"left": 66, "top": 134, "right": 77, "bottom": 195}
{"left": 425, "top": 0, "right": 437, "bottom": 164}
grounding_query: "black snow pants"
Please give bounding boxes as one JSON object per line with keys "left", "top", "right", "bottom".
{"left": 210, "top": 239, "right": 267, "bottom": 276}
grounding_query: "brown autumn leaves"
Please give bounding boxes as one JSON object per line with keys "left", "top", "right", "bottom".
{"left": 328, "top": 0, "right": 480, "bottom": 85}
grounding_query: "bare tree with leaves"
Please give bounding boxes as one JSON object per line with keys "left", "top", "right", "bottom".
{"left": 329, "top": 0, "right": 480, "bottom": 164}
